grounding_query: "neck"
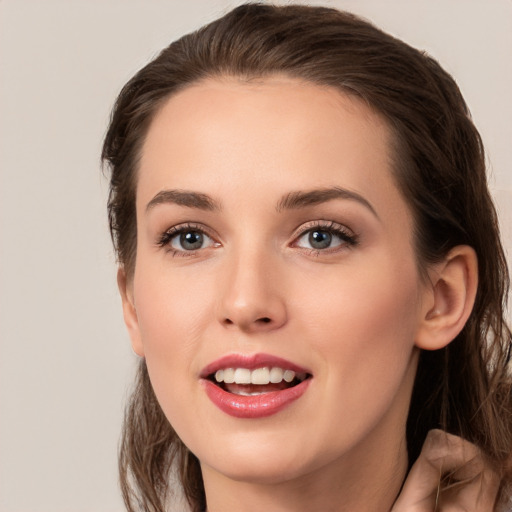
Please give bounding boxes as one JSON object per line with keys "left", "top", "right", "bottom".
{"left": 201, "top": 425, "right": 409, "bottom": 512}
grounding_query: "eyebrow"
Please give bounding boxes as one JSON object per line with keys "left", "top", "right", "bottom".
{"left": 146, "top": 189, "right": 221, "bottom": 212}
{"left": 145, "top": 186, "right": 378, "bottom": 218}
{"left": 276, "top": 187, "right": 378, "bottom": 218}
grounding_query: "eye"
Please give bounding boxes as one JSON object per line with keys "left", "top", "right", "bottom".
{"left": 302, "top": 230, "right": 337, "bottom": 250}
{"left": 294, "top": 222, "right": 358, "bottom": 252}
{"left": 171, "top": 230, "right": 212, "bottom": 251}
{"left": 158, "top": 224, "right": 219, "bottom": 255}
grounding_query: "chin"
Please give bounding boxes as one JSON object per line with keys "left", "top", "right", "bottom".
{"left": 202, "top": 454, "right": 314, "bottom": 486}
{"left": 196, "top": 429, "right": 335, "bottom": 486}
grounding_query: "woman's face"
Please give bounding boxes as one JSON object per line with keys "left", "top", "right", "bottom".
{"left": 123, "top": 77, "right": 433, "bottom": 485}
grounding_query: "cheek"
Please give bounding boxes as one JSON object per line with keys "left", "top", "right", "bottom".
{"left": 297, "top": 252, "right": 422, "bottom": 383}
{"left": 134, "top": 256, "right": 215, "bottom": 343}
{"left": 131, "top": 259, "right": 217, "bottom": 402}
{"left": 290, "top": 256, "right": 422, "bottom": 444}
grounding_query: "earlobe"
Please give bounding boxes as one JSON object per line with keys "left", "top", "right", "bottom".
{"left": 117, "top": 267, "right": 145, "bottom": 357}
{"left": 415, "top": 246, "right": 478, "bottom": 351}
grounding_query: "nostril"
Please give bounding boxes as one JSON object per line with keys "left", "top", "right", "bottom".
{"left": 221, "top": 316, "right": 275, "bottom": 329}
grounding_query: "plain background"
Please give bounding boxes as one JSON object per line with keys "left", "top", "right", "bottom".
{"left": 1, "top": 1, "right": 511, "bottom": 511}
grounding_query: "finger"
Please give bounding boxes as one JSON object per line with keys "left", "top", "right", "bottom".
{"left": 392, "top": 430, "right": 500, "bottom": 512}
{"left": 392, "top": 430, "right": 443, "bottom": 512}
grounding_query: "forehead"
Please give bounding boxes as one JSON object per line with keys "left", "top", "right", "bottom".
{"left": 142, "top": 76, "right": 391, "bottom": 162}
{"left": 138, "top": 76, "right": 407, "bottom": 222}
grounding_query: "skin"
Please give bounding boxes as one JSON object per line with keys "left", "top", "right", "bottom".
{"left": 392, "top": 430, "right": 500, "bottom": 511}
{"left": 119, "top": 77, "right": 478, "bottom": 511}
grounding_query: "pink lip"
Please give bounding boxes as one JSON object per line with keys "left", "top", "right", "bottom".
{"left": 202, "top": 378, "right": 311, "bottom": 418}
{"left": 200, "top": 353, "right": 312, "bottom": 419}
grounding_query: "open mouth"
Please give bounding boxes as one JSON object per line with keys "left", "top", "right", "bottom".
{"left": 207, "top": 367, "right": 311, "bottom": 396}
{"left": 201, "top": 356, "right": 313, "bottom": 418}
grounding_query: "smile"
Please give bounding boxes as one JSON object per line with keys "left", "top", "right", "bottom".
{"left": 200, "top": 354, "right": 312, "bottom": 418}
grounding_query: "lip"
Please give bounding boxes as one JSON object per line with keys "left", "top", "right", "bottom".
{"left": 200, "top": 353, "right": 312, "bottom": 419}
{"left": 202, "top": 378, "right": 311, "bottom": 418}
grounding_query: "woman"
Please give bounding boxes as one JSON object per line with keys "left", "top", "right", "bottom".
{"left": 102, "top": 4, "right": 512, "bottom": 511}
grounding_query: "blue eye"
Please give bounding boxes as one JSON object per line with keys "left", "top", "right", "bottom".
{"left": 295, "top": 223, "right": 357, "bottom": 251}
{"left": 158, "top": 224, "right": 218, "bottom": 255}
{"left": 170, "top": 230, "right": 215, "bottom": 251}
{"left": 306, "top": 230, "right": 334, "bottom": 249}
{"left": 297, "top": 229, "right": 342, "bottom": 250}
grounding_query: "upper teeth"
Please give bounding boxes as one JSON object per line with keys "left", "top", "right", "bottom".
{"left": 214, "top": 367, "right": 304, "bottom": 385}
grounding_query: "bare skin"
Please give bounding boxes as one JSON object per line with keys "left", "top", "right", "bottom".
{"left": 118, "top": 77, "right": 479, "bottom": 511}
{"left": 393, "top": 430, "right": 500, "bottom": 512}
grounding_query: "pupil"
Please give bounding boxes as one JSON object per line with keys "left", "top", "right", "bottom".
{"left": 309, "top": 230, "right": 331, "bottom": 249}
{"left": 181, "top": 231, "right": 203, "bottom": 250}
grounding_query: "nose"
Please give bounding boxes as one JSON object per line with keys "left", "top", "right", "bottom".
{"left": 217, "top": 247, "right": 288, "bottom": 333}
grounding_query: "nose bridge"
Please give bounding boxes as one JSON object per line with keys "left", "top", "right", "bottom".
{"left": 218, "top": 237, "right": 287, "bottom": 332}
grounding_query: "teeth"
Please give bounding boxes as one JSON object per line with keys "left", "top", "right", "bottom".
{"left": 251, "top": 367, "right": 270, "bottom": 385}
{"left": 233, "top": 368, "right": 251, "bottom": 384}
{"left": 283, "top": 370, "right": 295, "bottom": 383}
{"left": 270, "top": 367, "right": 284, "bottom": 383}
{"left": 223, "top": 368, "right": 235, "bottom": 384}
{"left": 233, "top": 390, "right": 269, "bottom": 396}
{"left": 213, "top": 367, "right": 304, "bottom": 385}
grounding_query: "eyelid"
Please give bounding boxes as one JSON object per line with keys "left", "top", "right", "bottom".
{"left": 291, "top": 220, "right": 355, "bottom": 238}
{"left": 156, "top": 222, "right": 221, "bottom": 255}
{"left": 155, "top": 219, "right": 357, "bottom": 257}
{"left": 290, "top": 220, "right": 358, "bottom": 251}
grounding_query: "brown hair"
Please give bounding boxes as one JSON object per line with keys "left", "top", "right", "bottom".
{"left": 102, "top": 4, "right": 512, "bottom": 511}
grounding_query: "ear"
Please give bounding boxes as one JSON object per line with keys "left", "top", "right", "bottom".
{"left": 415, "top": 245, "right": 478, "bottom": 351}
{"left": 117, "top": 267, "right": 145, "bottom": 357}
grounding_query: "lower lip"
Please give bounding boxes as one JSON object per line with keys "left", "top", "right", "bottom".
{"left": 202, "top": 379, "right": 311, "bottom": 419}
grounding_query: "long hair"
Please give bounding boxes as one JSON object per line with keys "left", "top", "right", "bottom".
{"left": 102, "top": 4, "right": 512, "bottom": 511}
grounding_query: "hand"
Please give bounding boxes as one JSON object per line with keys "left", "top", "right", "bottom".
{"left": 392, "top": 429, "right": 500, "bottom": 512}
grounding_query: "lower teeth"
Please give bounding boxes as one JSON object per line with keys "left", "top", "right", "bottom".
{"left": 232, "top": 390, "right": 269, "bottom": 396}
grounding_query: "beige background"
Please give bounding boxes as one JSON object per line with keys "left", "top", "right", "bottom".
{"left": 0, "top": 1, "right": 511, "bottom": 511}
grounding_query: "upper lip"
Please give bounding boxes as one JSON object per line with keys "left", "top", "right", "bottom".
{"left": 200, "top": 353, "right": 311, "bottom": 379}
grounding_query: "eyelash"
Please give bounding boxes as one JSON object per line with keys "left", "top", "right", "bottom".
{"left": 156, "top": 221, "right": 359, "bottom": 257}
{"left": 156, "top": 223, "right": 218, "bottom": 257}
{"left": 292, "top": 221, "right": 359, "bottom": 255}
